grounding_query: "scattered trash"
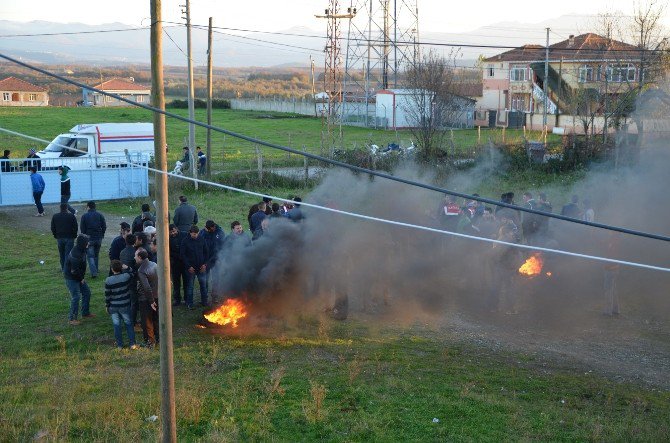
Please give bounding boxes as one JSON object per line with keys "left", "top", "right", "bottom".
{"left": 33, "top": 429, "right": 49, "bottom": 440}
{"left": 560, "top": 399, "right": 565, "bottom": 404}
{"left": 39, "top": 260, "right": 45, "bottom": 265}
{"left": 432, "top": 418, "right": 439, "bottom": 423}
{"left": 146, "top": 415, "right": 158, "bottom": 422}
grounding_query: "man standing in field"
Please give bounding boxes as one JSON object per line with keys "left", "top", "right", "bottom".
{"left": 135, "top": 248, "right": 159, "bottom": 348}
{"left": 180, "top": 225, "right": 209, "bottom": 309}
{"left": 80, "top": 201, "right": 107, "bottom": 278}
{"left": 29, "top": 166, "right": 46, "bottom": 216}
{"left": 51, "top": 203, "right": 78, "bottom": 271}
{"left": 173, "top": 195, "right": 198, "bottom": 233}
{"left": 104, "top": 260, "right": 137, "bottom": 349}
{"left": 57, "top": 165, "right": 76, "bottom": 215}
{"left": 63, "top": 234, "right": 94, "bottom": 325}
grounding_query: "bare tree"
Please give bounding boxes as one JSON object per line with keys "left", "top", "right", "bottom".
{"left": 402, "top": 49, "right": 462, "bottom": 160}
{"left": 630, "top": 0, "right": 667, "bottom": 90}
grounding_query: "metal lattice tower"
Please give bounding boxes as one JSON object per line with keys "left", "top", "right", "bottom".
{"left": 316, "top": 1, "right": 355, "bottom": 149}
{"left": 342, "top": 0, "right": 419, "bottom": 125}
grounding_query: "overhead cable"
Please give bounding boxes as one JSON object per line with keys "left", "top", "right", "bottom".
{"left": 1, "top": 51, "right": 669, "bottom": 244}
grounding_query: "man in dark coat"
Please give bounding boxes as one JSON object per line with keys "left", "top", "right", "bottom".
{"left": 51, "top": 203, "right": 78, "bottom": 271}
{"left": 63, "top": 234, "right": 94, "bottom": 325}
{"left": 132, "top": 203, "right": 156, "bottom": 233}
{"left": 57, "top": 165, "right": 76, "bottom": 215}
{"left": 199, "top": 220, "right": 225, "bottom": 299}
{"left": 135, "top": 248, "right": 159, "bottom": 347}
{"left": 172, "top": 195, "right": 198, "bottom": 233}
{"left": 168, "top": 224, "right": 187, "bottom": 306}
{"left": 249, "top": 201, "right": 267, "bottom": 234}
{"left": 180, "top": 225, "right": 209, "bottom": 308}
{"left": 108, "top": 222, "right": 131, "bottom": 275}
{"left": 120, "top": 234, "right": 140, "bottom": 328}
{"left": 80, "top": 201, "right": 107, "bottom": 278}
{"left": 561, "top": 194, "right": 582, "bottom": 219}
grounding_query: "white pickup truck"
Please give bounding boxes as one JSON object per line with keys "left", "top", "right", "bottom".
{"left": 37, "top": 123, "right": 154, "bottom": 169}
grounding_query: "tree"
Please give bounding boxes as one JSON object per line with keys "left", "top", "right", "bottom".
{"left": 402, "top": 49, "right": 463, "bottom": 160}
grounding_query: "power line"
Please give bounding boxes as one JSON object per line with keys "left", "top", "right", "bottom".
{"left": 0, "top": 26, "right": 151, "bottom": 38}
{"left": 2, "top": 51, "right": 669, "bottom": 244}
{"left": 2, "top": 124, "right": 669, "bottom": 275}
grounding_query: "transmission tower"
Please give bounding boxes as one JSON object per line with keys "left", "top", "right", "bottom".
{"left": 316, "top": 1, "right": 356, "bottom": 151}
{"left": 342, "top": 0, "right": 419, "bottom": 126}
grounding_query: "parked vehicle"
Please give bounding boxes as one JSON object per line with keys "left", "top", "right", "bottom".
{"left": 37, "top": 123, "right": 154, "bottom": 169}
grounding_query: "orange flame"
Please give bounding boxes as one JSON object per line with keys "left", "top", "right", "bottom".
{"left": 204, "top": 298, "right": 248, "bottom": 328}
{"left": 519, "top": 254, "right": 543, "bottom": 276}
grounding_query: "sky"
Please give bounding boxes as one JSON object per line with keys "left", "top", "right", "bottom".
{"left": 1, "top": 0, "right": 667, "bottom": 34}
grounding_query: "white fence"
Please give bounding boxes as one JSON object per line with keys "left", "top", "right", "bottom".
{"left": 0, "top": 154, "right": 149, "bottom": 206}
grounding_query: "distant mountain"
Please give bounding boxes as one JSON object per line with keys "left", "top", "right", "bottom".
{"left": 0, "top": 16, "right": 595, "bottom": 68}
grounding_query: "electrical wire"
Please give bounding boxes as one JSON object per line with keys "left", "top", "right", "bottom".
{"left": 1, "top": 51, "right": 669, "bottom": 244}
{"left": 2, "top": 125, "right": 669, "bottom": 275}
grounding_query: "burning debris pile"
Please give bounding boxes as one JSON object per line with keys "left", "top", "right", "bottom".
{"left": 518, "top": 253, "right": 552, "bottom": 278}
{"left": 204, "top": 298, "right": 248, "bottom": 328}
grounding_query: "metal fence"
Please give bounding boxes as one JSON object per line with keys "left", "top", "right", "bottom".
{"left": 0, "top": 154, "right": 149, "bottom": 206}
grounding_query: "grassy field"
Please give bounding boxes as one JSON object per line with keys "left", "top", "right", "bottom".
{"left": 0, "top": 207, "right": 669, "bottom": 441}
{"left": 0, "top": 107, "right": 559, "bottom": 170}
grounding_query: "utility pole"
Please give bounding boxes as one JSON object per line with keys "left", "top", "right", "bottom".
{"left": 543, "top": 27, "right": 550, "bottom": 132}
{"left": 310, "top": 55, "right": 317, "bottom": 117}
{"left": 206, "top": 16, "right": 213, "bottom": 178}
{"left": 149, "top": 1, "right": 177, "bottom": 441}
{"left": 184, "top": 0, "right": 198, "bottom": 188}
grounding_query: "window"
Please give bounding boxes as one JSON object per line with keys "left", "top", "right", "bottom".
{"left": 137, "top": 95, "right": 144, "bottom": 103}
{"left": 510, "top": 95, "right": 526, "bottom": 112}
{"left": 104, "top": 95, "right": 113, "bottom": 102}
{"left": 509, "top": 65, "right": 528, "bottom": 82}
{"left": 606, "top": 63, "right": 636, "bottom": 82}
{"left": 487, "top": 65, "right": 494, "bottom": 77}
{"left": 2, "top": 92, "right": 9, "bottom": 101}
{"left": 578, "top": 65, "right": 594, "bottom": 82}
{"left": 28, "top": 93, "right": 37, "bottom": 101}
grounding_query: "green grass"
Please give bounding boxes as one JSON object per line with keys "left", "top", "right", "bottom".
{"left": 0, "top": 107, "right": 559, "bottom": 170}
{"left": 0, "top": 209, "right": 669, "bottom": 441}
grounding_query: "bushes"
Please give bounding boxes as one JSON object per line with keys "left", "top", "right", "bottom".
{"left": 167, "top": 99, "right": 231, "bottom": 109}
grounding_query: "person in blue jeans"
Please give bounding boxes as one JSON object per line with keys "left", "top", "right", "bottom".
{"left": 51, "top": 203, "right": 78, "bottom": 271}
{"left": 80, "top": 201, "right": 107, "bottom": 278}
{"left": 104, "top": 260, "right": 137, "bottom": 349}
{"left": 180, "top": 225, "right": 209, "bottom": 308}
{"left": 63, "top": 234, "right": 94, "bottom": 325}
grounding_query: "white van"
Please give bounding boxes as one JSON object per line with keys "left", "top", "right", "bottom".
{"left": 37, "top": 123, "right": 154, "bottom": 169}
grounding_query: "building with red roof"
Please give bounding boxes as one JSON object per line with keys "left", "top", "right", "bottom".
{"left": 477, "top": 33, "right": 643, "bottom": 129}
{"left": 0, "top": 77, "right": 49, "bottom": 107}
{"left": 82, "top": 77, "right": 150, "bottom": 107}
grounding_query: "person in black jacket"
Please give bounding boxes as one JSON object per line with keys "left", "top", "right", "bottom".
{"left": 168, "top": 224, "right": 187, "bottom": 306}
{"left": 57, "top": 166, "right": 76, "bottom": 215}
{"left": 80, "top": 201, "right": 107, "bottom": 278}
{"left": 63, "top": 234, "right": 94, "bottom": 325}
{"left": 108, "top": 222, "right": 131, "bottom": 276}
{"left": 51, "top": 203, "right": 78, "bottom": 271}
{"left": 180, "top": 225, "right": 209, "bottom": 308}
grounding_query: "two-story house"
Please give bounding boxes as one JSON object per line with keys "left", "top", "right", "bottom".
{"left": 83, "top": 78, "right": 150, "bottom": 107}
{"left": 0, "top": 77, "right": 49, "bottom": 107}
{"left": 477, "top": 33, "right": 641, "bottom": 130}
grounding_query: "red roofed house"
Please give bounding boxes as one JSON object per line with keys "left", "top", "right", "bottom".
{"left": 0, "top": 77, "right": 49, "bottom": 106}
{"left": 83, "top": 77, "right": 150, "bottom": 107}
{"left": 476, "top": 33, "right": 642, "bottom": 130}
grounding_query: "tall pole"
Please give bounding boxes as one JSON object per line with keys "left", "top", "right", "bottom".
{"left": 185, "top": 0, "right": 197, "bottom": 188}
{"left": 149, "top": 1, "right": 177, "bottom": 441}
{"left": 543, "top": 27, "right": 549, "bottom": 131}
{"left": 310, "top": 55, "right": 317, "bottom": 117}
{"left": 206, "top": 17, "right": 213, "bottom": 178}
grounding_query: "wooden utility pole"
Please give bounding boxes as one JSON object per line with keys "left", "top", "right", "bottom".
{"left": 206, "top": 16, "right": 213, "bottom": 178}
{"left": 185, "top": 0, "right": 198, "bottom": 188}
{"left": 543, "top": 27, "right": 550, "bottom": 133}
{"left": 149, "top": 1, "right": 177, "bottom": 441}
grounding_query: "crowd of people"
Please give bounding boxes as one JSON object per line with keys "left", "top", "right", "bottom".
{"left": 50, "top": 194, "right": 305, "bottom": 349}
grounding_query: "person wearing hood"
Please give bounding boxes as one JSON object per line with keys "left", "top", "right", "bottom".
{"left": 199, "top": 220, "right": 225, "bottom": 298}
{"left": 132, "top": 203, "right": 156, "bottom": 234}
{"left": 23, "top": 148, "right": 42, "bottom": 171}
{"left": 29, "top": 166, "right": 46, "bottom": 216}
{"left": 63, "top": 234, "right": 94, "bottom": 325}
{"left": 57, "top": 165, "right": 76, "bottom": 215}
{"left": 80, "top": 201, "right": 107, "bottom": 278}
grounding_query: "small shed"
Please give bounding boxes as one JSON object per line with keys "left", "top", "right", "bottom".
{"left": 375, "top": 89, "right": 432, "bottom": 129}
